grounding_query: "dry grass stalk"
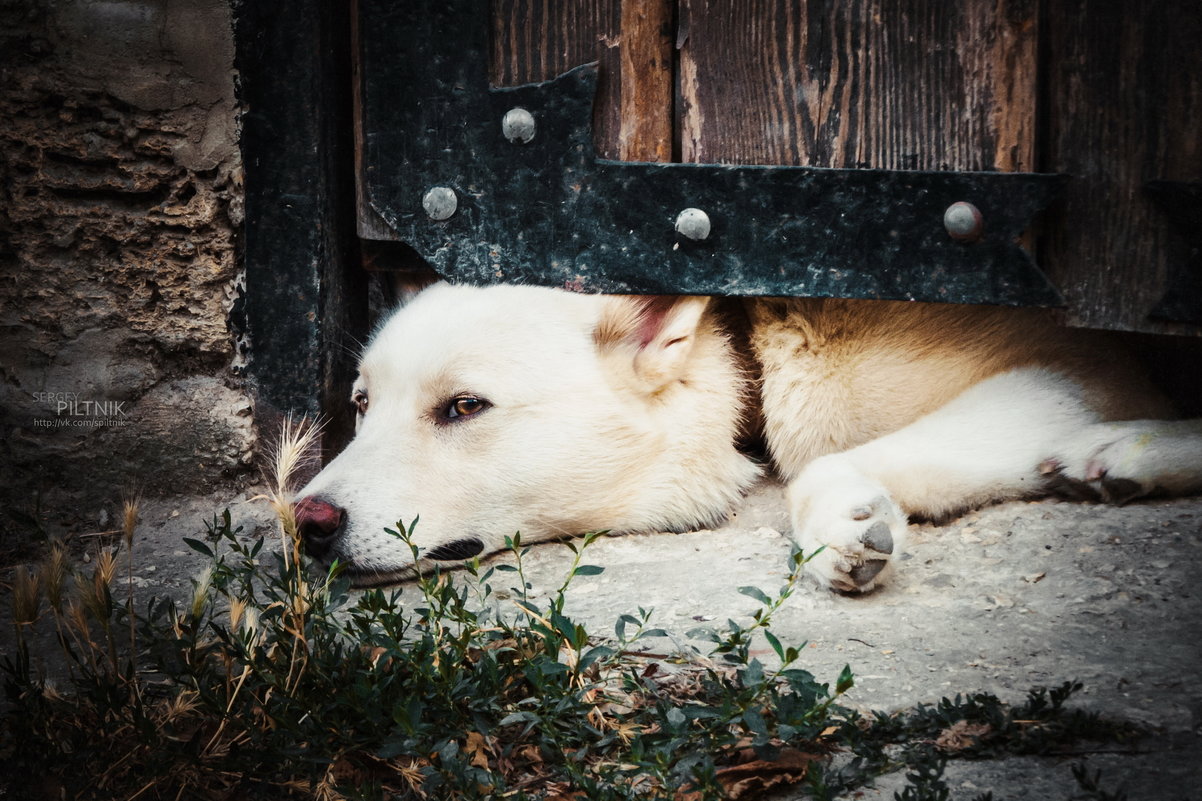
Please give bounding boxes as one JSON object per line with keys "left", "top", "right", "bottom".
{"left": 228, "top": 596, "right": 246, "bottom": 632}
{"left": 157, "top": 690, "right": 199, "bottom": 726}
{"left": 40, "top": 541, "right": 68, "bottom": 613}
{"left": 241, "top": 604, "right": 261, "bottom": 643}
{"left": 11, "top": 566, "right": 41, "bottom": 627}
{"left": 64, "top": 597, "right": 100, "bottom": 674}
{"left": 190, "top": 565, "right": 213, "bottom": 621}
{"left": 122, "top": 496, "right": 140, "bottom": 660}
{"left": 122, "top": 497, "right": 139, "bottom": 550}
{"left": 92, "top": 547, "right": 121, "bottom": 669}
{"left": 75, "top": 569, "right": 105, "bottom": 625}
{"left": 94, "top": 547, "right": 118, "bottom": 595}
{"left": 258, "top": 414, "right": 324, "bottom": 569}
{"left": 248, "top": 415, "right": 326, "bottom": 699}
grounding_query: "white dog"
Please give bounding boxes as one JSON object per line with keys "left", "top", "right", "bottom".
{"left": 295, "top": 282, "right": 1202, "bottom": 592}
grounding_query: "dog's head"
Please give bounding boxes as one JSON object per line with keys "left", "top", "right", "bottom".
{"left": 294, "top": 283, "right": 760, "bottom": 586}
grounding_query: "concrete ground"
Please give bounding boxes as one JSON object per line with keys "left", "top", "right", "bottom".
{"left": 510, "top": 482, "right": 1202, "bottom": 801}
{"left": 10, "top": 482, "right": 1202, "bottom": 799}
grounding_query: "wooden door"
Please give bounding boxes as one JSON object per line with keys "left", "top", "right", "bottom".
{"left": 356, "top": 0, "right": 1202, "bottom": 336}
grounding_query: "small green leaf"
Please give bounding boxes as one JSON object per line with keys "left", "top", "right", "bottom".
{"left": 377, "top": 740, "right": 409, "bottom": 760}
{"left": 515, "top": 600, "right": 540, "bottom": 617}
{"left": 578, "top": 645, "right": 615, "bottom": 672}
{"left": 498, "top": 710, "right": 533, "bottom": 727}
{"left": 738, "top": 585, "right": 772, "bottom": 606}
{"left": 615, "top": 613, "right": 639, "bottom": 640}
{"left": 743, "top": 707, "right": 768, "bottom": 735}
{"left": 763, "top": 629, "right": 784, "bottom": 660}
{"left": 573, "top": 564, "right": 604, "bottom": 577}
{"left": 836, "top": 664, "right": 855, "bottom": 694}
{"left": 743, "top": 658, "right": 765, "bottom": 688}
{"left": 182, "top": 537, "right": 214, "bottom": 557}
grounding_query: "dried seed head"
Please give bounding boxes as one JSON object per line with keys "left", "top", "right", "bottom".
{"left": 92, "top": 549, "right": 118, "bottom": 617}
{"left": 122, "top": 498, "right": 140, "bottom": 549}
{"left": 40, "top": 542, "right": 69, "bottom": 613}
{"left": 228, "top": 597, "right": 246, "bottom": 632}
{"left": 12, "top": 566, "right": 41, "bottom": 626}
{"left": 268, "top": 414, "right": 324, "bottom": 504}
{"left": 190, "top": 565, "right": 213, "bottom": 620}
{"left": 242, "top": 605, "right": 261, "bottom": 643}
{"left": 95, "top": 547, "right": 118, "bottom": 587}
{"left": 65, "top": 598, "right": 89, "bottom": 635}
{"left": 77, "top": 568, "right": 108, "bottom": 622}
{"left": 256, "top": 415, "right": 324, "bottom": 565}
{"left": 41, "top": 679, "right": 64, "bottom": 702}
{"left": 290, "top": 582, "right": 312, "bottom": 620}
{"left": 159, "top": 690, "right": 198, "bottom": 724}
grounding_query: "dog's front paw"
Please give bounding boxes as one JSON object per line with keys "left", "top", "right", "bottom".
{"left": 787, "top": 458, "right": 907, "bottom": 593}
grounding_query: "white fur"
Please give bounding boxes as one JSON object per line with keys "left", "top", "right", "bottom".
{"left": 299, "top": 283, "right": 759, "bottom": 586}
{"left": 298, "top": 284, "right": 1201, "bottom": 591}
{"left": 789, "top": 369, "right": 1099, "bottom": 590}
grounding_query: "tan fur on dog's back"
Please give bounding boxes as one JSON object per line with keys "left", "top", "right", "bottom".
{"left": 747, "top": 298, "right": 1173, "bottom": 479}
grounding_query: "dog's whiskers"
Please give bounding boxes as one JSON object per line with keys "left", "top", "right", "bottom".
{"left": 528, "top": 517, "right": 586, "bottom": 541}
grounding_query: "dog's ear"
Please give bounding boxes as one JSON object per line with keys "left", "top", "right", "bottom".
{"left": 595, "top": 295, "right": 711, "bottom": 392}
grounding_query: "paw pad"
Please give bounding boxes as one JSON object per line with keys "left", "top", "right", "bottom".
{"left": 849, "top": 559, "right": 889, "bottom": 585}
{"left": 860, "top": 521, "right": 894, "bottom": 554}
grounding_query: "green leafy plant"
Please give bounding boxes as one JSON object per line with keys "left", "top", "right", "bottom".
{"left": 2, "top": 505, "right": 851, "bottom": 799}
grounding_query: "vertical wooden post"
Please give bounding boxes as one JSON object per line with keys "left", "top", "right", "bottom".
{"left": 237, "top": 0, "right": 366, "bottom": 455}
{"left": 617, "top": 0, "right": 675, "bottom": 162}
{"left": 1041, "top": 0, "right": 1202, "bottom": 334}
{"left": 991, "top": 0, "right": 1039, "bottom": 173}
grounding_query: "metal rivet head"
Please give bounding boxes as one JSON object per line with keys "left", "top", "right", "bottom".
{"left": 501, "top": 107, "right": 536, "bottom": 144}
{"left": 944, "top": 201, "right": 984, "bottom": 241}
{"left": 675, "top": 207, "right": 711, "bottom": 241}
{"left": 422, "top": 186, "right": 457, "bottom": 221}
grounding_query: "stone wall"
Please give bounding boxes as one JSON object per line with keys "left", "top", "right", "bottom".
{"left": 0, "top": 0, "right": 252, "bottom": 535}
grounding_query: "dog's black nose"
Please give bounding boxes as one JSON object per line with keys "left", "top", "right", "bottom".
{"left": 293, "top": 496, "right": 345, "bottom": 560}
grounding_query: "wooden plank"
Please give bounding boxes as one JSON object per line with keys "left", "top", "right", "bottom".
{"left": 238, "top": 0, "right": 367, "bottom": 453}
{"left": 352, "top": 0, "right": 398, "bottom": 242}
{"left": 990, "top": 0, "right": 1038, "bottom": 173}
{"left": 677, "top": 0, "right": 1038, "bottom": 170}
{"left": 1041, "top": 0, "right": 1202, "bottom": 334}
{"left": 491, "top": 0, "right": 622, "bottom": 158}
{"left": 618, "top": 0, "right": 675, "bottom": 162}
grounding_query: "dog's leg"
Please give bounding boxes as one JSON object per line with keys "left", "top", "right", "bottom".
{"left": 1040, "top": 418, "right": 1202, "bottom": 504}
{"left": 787, "top": 367, "right": 1137, "bottom": 592}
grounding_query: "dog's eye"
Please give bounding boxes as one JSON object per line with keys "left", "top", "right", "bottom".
{"left": 352, "top": 390, "right": 368, "bottom": 415}
{"left": 444, "top": 396, "right": 489, "bottom": 421}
